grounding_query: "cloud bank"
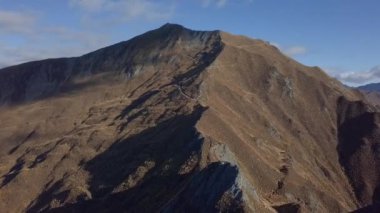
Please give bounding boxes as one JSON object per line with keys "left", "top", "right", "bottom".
{"left": 70, "top": 0, "right": 174, "bottom": 23}
{"left": 333, "top": 66, "right": 380, "bottom": 85}
{"left": 0, "top": 9, "right": 110, "bottom": 67}
{"left": 270, "top": 42, "right": 308, "bottom": 57}
{"left": 283, "top": 46, "right": 307, "bottom": 56}
{"left": 201, "top": 0, "right": 228, "bottom": 8}
{"left": 0, "top": 10, "right": 37, "bottom": 34}
{"left": 200, "top": 0, "right": 253, "bottom": 8}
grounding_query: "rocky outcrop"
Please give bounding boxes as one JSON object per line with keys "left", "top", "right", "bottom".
{"left": 161, "top": 162, "right": 244, "bottom": 213}
{"left": 337, "top": 97, "right": 380, "bottom": 207}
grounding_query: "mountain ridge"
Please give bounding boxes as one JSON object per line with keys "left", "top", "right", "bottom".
{"left": 358, "top": 82, "right": 380, "bottom": 92}
{"left": 0, "top": 24, "right": 379, "bottom": 212}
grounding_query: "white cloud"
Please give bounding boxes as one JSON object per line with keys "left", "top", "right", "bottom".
{"left": 201, "top": 0, "right": 253, "bottom": 8}
{"left": 0, "top": 26, "right": 110, "bottom": 68}
{"left": 69, "top": 0, "right": 105, "bottom": 11}
{"left": 0, "top": 10, "right": 37, "bottom": 34}
{"left": 333, "top": 66, "right": 380, "bottom": 85}
{"left": 283, "top": 46, "right": 307, "bottom": 56}
{"left": 0, "top": 7, "right": 113, "bottom": 68}
{"left": 70, "top": 0, "right": 174, "bottom": 23}
{"left": 0, "top": 41, "right": 105, "bottom": 68}
{"left": 270, "top": 42, "right": 308, "bottom": 57}
{"left": 216, "top": 0, "right": 228, "bottom": 7}
{"left": 201, "top": 0, "right": 228, "bottom": 8}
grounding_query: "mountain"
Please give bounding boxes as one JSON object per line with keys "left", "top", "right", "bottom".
{"left": 0, "top": 23, "right": 379, "bottom": 212}
{"left": 358, "top": 83, "right": 380, "bottom": 92}
{"left": 356, "top": 83, "right": 380, "bottom": 106}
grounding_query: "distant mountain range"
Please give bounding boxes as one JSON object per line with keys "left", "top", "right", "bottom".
{"left": 358, "top": 82, "right": 380, "bottom": 92}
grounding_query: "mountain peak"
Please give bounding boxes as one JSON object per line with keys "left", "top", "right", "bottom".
{"left": 154, "top": 23, "right": 218, "bottom": 37}
{"left": 159, "top": 23, "right": 185, "bottom": 30}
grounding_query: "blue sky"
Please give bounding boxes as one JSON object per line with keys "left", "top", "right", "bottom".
{"left": 0, "top": 0, "right": 379, "bottom": 85}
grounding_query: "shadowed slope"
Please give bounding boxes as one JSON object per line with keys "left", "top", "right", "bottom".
{"left": 337, "top": 97, "right": 380, "bottom": 206}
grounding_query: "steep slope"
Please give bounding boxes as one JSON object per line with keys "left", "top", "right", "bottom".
{"left": 337, "top": 97, "right": 380, "bottom": 208}
{"left": 0, "top": 24, "right": 241, "bottom": 212}
{"left": 196, "top": 32, "right": 380, "bottom": 212}
{"left": 0, "top": 24, "right": 379, "bottom": 212}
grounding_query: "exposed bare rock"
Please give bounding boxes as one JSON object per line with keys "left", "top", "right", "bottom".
{"left": 337, "top": 97, "right": 380, "bottom": 206}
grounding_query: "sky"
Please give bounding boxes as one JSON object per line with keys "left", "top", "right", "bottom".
{"left": 0, "top": 0, "right": 379, "bottom": 86}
